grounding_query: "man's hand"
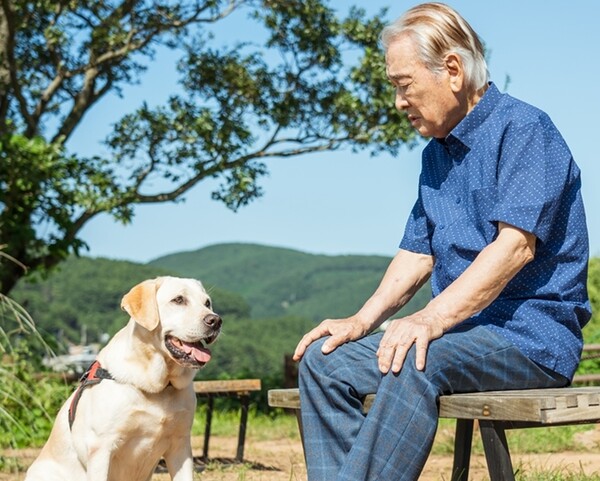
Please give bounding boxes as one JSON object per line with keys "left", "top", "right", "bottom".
{"left": 377, "top": 310, "right": 446, "bottom": 374}
{"left": 293, "top": 316, "right": 370, "bottom": 362}
{"left": 293, "top": 250, "right": 434, "bottom": 364}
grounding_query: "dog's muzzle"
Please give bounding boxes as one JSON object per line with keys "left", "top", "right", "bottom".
{"left": 164, "top": 314, "right": 221, "bottom": 368}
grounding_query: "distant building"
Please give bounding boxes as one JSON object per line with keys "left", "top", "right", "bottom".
{"left": 43, "top": 343, "right": 99, "bottom": 374}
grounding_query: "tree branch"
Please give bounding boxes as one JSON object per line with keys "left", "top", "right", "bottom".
{"left": 31, "top": 73, "right": 65, "bottom": 129}
{"left": 1, "top": 0, "right": 37, "bottom": 133}
{"left": 50, "top": 1, "right": 247, "bottom": 142}
{"left": 0, "top": 0, "right": 11, "bottom": 128}
{"left": 166, "top": 0, "right": 244, "bottom": 26}
{"left": 128, "top": 135, "right": 345, "bottom": 206}
{"left": 52, "top": 66, "right": 98, "bottom": 142}
{"left": 29, "top": 3, "right": 70, "bottom": 127}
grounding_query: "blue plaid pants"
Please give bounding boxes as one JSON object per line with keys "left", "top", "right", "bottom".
{"left": 298, "top": 325, "right": 567, "bottom": 481}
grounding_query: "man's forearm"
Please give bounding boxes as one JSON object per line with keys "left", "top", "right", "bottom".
{"left": 424, "top": 222, "right": 536, "bottom": 330}
{"left": 356, "top": 248, "right": 434, "bottom": 330}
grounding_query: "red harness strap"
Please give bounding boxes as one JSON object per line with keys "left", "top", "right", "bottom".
{"left": 68, "top": 360, "right": 113, "bottom": 430}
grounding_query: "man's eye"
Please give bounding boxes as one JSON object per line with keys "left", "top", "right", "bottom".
{"left": 172, "top": 296, "right": 185, "bottom": 305}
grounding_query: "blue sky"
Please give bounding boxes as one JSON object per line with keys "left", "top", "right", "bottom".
{"left": 74, "top": 1, "right": 600, "bottom": 263}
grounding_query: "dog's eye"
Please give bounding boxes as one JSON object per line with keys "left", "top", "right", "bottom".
{"left": 172, "top": 296, "right": 186, "bottom": 305}
{"left": 205, "top": 299, "right": 211, "bottom": 308}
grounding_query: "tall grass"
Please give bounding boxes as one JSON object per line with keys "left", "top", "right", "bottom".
{"left": 0, "top": 252, "right": 71, "bottom": 452}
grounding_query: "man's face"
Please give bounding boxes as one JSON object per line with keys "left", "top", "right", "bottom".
{"left": 385, "top": 34, "right": 463, "bottom": 139}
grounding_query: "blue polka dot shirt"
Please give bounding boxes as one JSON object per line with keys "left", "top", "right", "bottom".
{"left": 400, "top": 82, "right": 591, "bottom": 379}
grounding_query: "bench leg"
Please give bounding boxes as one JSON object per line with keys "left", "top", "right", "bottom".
{"left": 294, "top": 409, "right": 307, "bottom": 463}
{"left": 451, "top": 419, "right": 473, "bottom": 481}
{"left": 202, "top": 396, "right": 214, "bottom": 461}
{"left": 235, "top": 394, "right": 250, "bottom": 463}
{"left": 479, "top": 420, "right": 515, "bottom": 481}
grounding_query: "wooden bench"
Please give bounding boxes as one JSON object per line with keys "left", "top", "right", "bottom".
{"left": 268, "top": 386, "right": 600, "bottom": 481}
{"left": 194, "top": 379, "right": 261, "bottom": 462}
{"left": 573, "top": 344, "right": 600, "bottom": 385}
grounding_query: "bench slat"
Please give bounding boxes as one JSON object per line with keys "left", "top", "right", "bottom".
{"left": 268, "top": 388, "right": 301, "bottom": 408}
{"left": 269, "top": 387, "right": 600, "bottom": 424}
{"left": 194, "top": 379, "right": 262, "bottom": 395}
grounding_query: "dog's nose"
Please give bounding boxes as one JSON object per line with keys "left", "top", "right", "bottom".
{"left": 203, "top": 314, "right": 222, "bottom": 329}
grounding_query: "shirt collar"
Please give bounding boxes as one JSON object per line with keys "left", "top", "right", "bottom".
{"left": 451, "top": 81, "right": 502, "bottom": 146}
{"left": 435, "top": 82, "right": 502, "bottom": 160}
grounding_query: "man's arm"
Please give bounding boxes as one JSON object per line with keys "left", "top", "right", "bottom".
{"left": 378, "top": 222, "right": 536, "bottom": 373}
{"left": 293, "top": 248, "right": 434, "bottom": 361}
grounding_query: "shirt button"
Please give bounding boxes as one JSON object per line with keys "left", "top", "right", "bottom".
{"left": 456, "top": 197, "right": 461, "bottom": 204}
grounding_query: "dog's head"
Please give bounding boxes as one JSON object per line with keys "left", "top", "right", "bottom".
{"left": 121, "top": 277, "right": 222, "bottom": 369}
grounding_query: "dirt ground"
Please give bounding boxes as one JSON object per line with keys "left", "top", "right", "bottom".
{"left": 3, "top": 433, "right": 600, "bottom": 481}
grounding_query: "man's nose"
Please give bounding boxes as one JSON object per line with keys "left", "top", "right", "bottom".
{"left": 395, "top": 89, "right": 409, "bottom": 111}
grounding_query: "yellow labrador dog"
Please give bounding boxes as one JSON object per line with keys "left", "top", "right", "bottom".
{"left": 25, "top": 276, "right": 221, "bottom": 481}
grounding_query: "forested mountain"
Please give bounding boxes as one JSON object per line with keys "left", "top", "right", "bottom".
{"left": 150, "top": 243, "right": 431, "bottom": 320}
{"left": 11, "top": 256, "right": 251, "bottom": 344}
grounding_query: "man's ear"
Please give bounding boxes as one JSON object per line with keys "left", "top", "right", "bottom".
{"left": 444, "top": 53, "right": 464, "bottom": 93}
{"left": 121, "top": 278, "right": 163, "bottom": 331}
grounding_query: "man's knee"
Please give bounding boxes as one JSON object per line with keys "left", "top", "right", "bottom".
{"left": 299, "top": 338, "right": 329, "bottom": 380}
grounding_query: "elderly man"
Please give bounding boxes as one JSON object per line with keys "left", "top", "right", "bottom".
{"left": 293, "top": 2, "right": 591, "bottom": 480}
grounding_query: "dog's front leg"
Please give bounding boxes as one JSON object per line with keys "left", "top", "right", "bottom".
{"left": 163, "top": 437, "right": 194, "bottom": 481}
{"left": 85, "top": 446, "right": 112, "bottom": 481}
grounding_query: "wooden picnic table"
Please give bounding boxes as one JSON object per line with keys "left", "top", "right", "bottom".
{"left": 194, "top": 379, "right": 262, "bottom": 463}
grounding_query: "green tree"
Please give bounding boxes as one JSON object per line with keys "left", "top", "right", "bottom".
{"left": 0, "top": 0, "right": 417, "bottom": 294}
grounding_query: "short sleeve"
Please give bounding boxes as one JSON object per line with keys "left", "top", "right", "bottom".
{"left": 491, "top": 114, "right": 573, "bottom": 244}
{"left": 399, "top": 192, "right": 433, "bottom": 255}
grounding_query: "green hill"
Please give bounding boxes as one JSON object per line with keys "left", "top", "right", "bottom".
{"left": 11, "top": 256, "right": 251, "bottom": 343}
{"left": 150, "top": 243, "right": 431, "bottom": 320}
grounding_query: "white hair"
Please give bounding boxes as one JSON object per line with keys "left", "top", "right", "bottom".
{"left": 381, "top": 2, "right": 489, "bottom": 92}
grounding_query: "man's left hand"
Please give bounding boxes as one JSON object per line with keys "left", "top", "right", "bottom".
{"left": 377, "top": 311, "right": 447, "bottom": 374}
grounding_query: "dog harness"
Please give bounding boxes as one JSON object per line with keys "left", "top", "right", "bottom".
{"left": 68, "top": 360, "right": 114, "bottom": 430}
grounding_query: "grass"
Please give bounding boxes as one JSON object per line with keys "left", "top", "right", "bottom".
{"left": 429, "top": 419, "right": 600, "bottom": 480}
{"left": 431, "top": 418, "right": 598, "bottom": 456}
{"left": 192, "top": 405, "right": 301, "bottom": 441}
{"left": 516, "top": 464, "right": 600, "bottom": 481}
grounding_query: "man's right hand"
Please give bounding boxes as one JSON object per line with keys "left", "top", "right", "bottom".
{"left": 292, "top": 316, "right": 370, "bottom": 362}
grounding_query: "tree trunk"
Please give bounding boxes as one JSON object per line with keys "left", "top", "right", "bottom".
{"left": 0, "top": 258, "right": 25, "bottom": 294}
{"left": 0, "top": 0, "right": 12, "bottom": 129}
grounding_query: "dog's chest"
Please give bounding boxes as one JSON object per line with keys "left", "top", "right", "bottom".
{"left": 129, "top": 387, "right": 195, "bottom": 435}
{"left": 78, "top": 383, "right": 195, "bottom": 446}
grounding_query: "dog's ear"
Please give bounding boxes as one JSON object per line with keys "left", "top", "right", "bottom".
{"left": 121, "top": 278, "right": 163, "bottom": 331}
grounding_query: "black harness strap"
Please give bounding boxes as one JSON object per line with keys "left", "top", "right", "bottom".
{"left": 68, "top": 360, "right": 114, "bottom": 430}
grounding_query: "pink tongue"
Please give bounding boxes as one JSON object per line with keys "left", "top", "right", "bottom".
{"left": 181, "top": 341, "right": 212, "bottom": 363}
{"left": 192, "top": 346, "right": 211, "bottom": 363}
